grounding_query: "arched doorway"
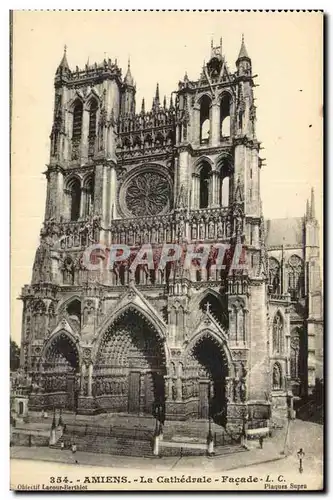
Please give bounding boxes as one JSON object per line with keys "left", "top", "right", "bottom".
{"left": 42, "top": 332, "right": 80, "bottom": 411}
{"left": 185, "top": 334, "right": 229, "bottom": 426}
{"left": 94, "top": 309, "right": 166, "bottom": 419}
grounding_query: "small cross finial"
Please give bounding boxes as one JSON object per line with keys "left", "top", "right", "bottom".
{"left": 205, "top": 302, "right": 211, "bottom": 314}
{"left": 242, "top": 33, "right": 244, "bottom": 43}
{"left": 64, "top": 44, "right": 67, "bottom": 54}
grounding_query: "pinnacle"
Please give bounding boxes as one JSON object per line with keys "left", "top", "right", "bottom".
{"left": 57, "top": 44, "right": 70, "bottom": 74}
{"left": 155, "top": 83, "right": 160, "bottom": 102}
{"left": 237, "top": 34, "right": 250, "bottom": 60}
{"left": 124, "top": 58, "right": 134, "bottom": 86}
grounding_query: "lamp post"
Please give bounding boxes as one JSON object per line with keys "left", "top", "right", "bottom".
{"left": 51, "top": 407, "right": 56, "bottom": 430}
{"left": 49, "top": 407, "right": 57, "bottom": 446}
{"left": 153, "top": 403, "right": 160, "bottom": 457}
{"left": 241, "top": 413, "right": 248, "bottom": 448}
{"left": 297, "top": 448, "right": 305, "bottom": 474}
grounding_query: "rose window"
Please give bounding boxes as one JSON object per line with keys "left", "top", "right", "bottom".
{"left": 125, "top": 172, "right": 170, "bottom": 216}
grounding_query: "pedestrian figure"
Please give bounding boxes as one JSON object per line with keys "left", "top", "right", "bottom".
{"left": 297, "top": 448, "right": 305, "bottom": 473}
{"left": 259, "top": 436, "right": 264, "bottom": 449}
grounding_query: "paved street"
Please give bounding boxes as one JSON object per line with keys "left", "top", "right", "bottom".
{"left": 10, "top": 419, "right": 323, "bottom": 491}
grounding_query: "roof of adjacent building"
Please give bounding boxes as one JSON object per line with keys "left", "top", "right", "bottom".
{"left": 265, "top": 217, "right": 304, "bottom": 248}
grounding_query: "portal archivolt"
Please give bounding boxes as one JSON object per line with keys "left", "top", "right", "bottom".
{"left": 94, "top": 310, "right": 166, "bottom": 416}
{"left": 41, "top": 332, "right": 80, "bottom": 411}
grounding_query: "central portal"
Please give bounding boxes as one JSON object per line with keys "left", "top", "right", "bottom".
{"left": 94, "top": 310, "right": 166, "bottom": 417}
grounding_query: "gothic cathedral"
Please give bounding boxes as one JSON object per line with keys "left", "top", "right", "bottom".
{"left": 20, "top": 38, "right": 323, "bottom": 431}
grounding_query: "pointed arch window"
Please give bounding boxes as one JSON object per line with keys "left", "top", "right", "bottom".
{"left": 66, "top": 298, "right": 81, "bottom": 328}
{"left": 84, "top": 175, "right": 95, "bottom": 218}
{"left": 71, "top": 101, "right": 83, "bottom": 161}
{"left": 88, "top": 99, "right": 98, "bottom": 157}
{"left": 288, "top": 255, "right": 304, "bottom": 300}
{"left": 200, "top": 96, "right": 211, "bottom": 144}
{"left": 67, "top": 178, "right": 81, "bottom": 221}
{"left": 220, "top": 93, "right": 231, "bottom": 138}
{"left": 220, "top": 176, "right": 230, "bottom": 207}
{"left": 199, "top": 162, "right": 211, "bottom": 208}
{"left": 268, "top": 257, "right": 281, "bottom": 294}
{"left": 72, "top": 101, "right": 83, "bottom": 139}
{"left": 217, "top": 157, "right": 232, "bottom": 208}
{"left": 272, "top": 312, "right": 283, "bottom": 353}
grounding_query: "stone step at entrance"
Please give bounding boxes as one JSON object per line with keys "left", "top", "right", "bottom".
{"left": 162, "top": 419, "right": 241, "bottom": 447}
{"left": 51, "top": 434, "right": 154, "bottom": 457}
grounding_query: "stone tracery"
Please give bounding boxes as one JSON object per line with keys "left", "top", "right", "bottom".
{"left": 125, "top": 171, "right": 170, "bottom": 216}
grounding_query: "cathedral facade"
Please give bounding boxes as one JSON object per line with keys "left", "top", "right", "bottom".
{"left": 19, "top": 38, "right": 323, "bottom": 431}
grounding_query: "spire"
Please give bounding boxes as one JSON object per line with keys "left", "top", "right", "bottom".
{"left": 124, "top": 57, "right": 134, "bottom": 86}
{"left": 306, "top": 199, "right": 310, "bottom": 219}
{"left": 155, "top": 83, "right": 160, "bottom": 106}
{"left": 141, "top": 98, "right": 145, "bottom": 114}
{"left": 237, "top": 34, "right": 250, "bottom": 61}
{"left": 163, "top": 95, "right": 167, "bottom": 109}
{"left": 56, "top": 45, "right": 70, "bottom": 75}
{"left": 310, "top": 187, "right": 316, "bottom": 219}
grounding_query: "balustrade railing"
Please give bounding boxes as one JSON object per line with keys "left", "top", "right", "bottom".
{"left": 43, "top": 218, "right": 101, "bottom": 250}
{"left": 43, "top": 207, "right": 241, "bottom": 251}
{"left": 109, "top": 207, "right": 232, "bottom": 246}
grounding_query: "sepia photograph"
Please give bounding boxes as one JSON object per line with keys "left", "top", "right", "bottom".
{"left": 10, "top": 10, "right": 324, "bottom": 491}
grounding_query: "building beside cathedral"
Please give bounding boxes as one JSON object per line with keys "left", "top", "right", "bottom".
{"left": 19, "top": 37, "right": 323, "bottom": 431}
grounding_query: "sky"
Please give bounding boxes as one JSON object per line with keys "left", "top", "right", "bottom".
{"left": 11, "top": 11, "right": 323, "bottom": 343}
